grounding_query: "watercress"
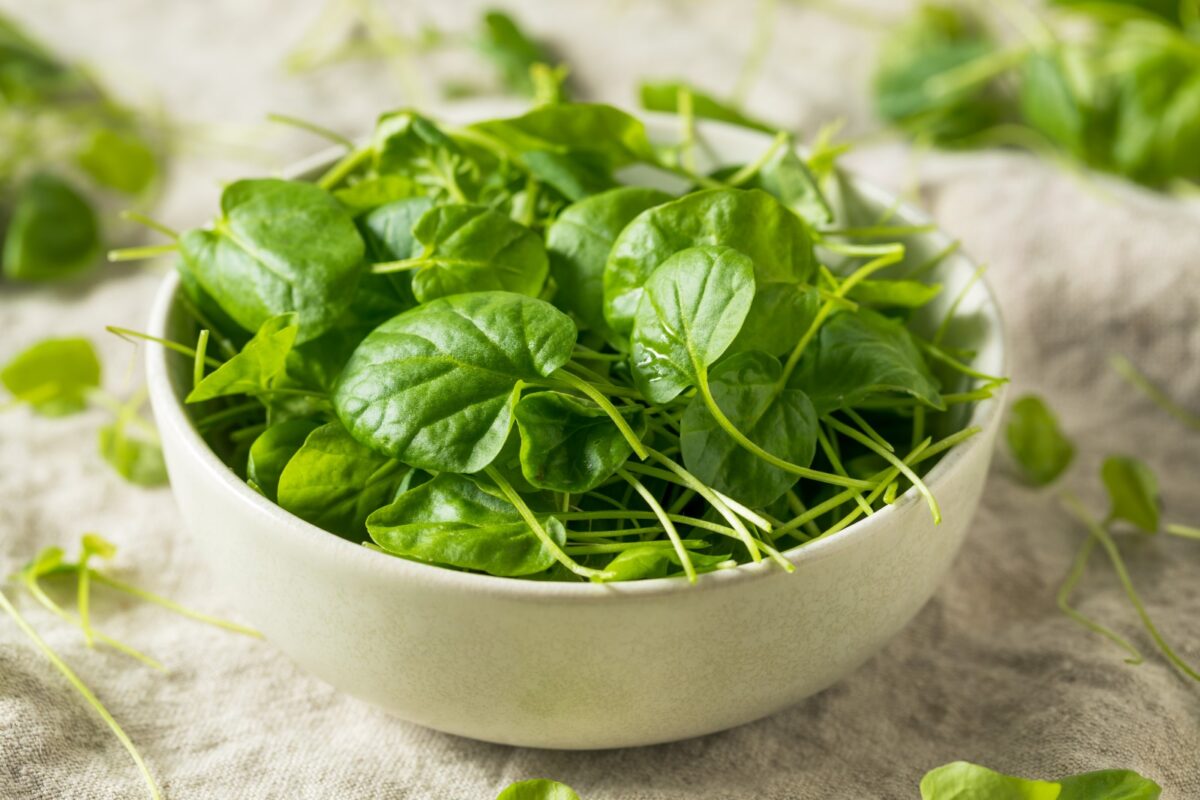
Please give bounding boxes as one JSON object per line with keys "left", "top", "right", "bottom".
{"left": 132, "top": 99, "right": 997, "bottom": 583}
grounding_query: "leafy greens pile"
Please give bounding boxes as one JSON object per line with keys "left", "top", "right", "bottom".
{"left": 874, "top": 0, "right": 1200, "bottom": 191}
{"left": 1, "top": 12, "right": 162, "bottom": 282}
{"left": 124, "top": 96, "right": 1000, "bottom": 583}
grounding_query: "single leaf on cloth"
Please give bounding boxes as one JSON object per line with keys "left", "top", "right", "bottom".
{"left": 98, "top": 424, "right": 168, "bottom": 487}
{"left": 367, "top": 473, "right": 563, "bottom": 577}
{"left": 277, "top": 422, "right": 412, "bottom": 541}
{"left": 514, "top": 391, "right": 646, "bottom": 493}
{"left": 790, "top": 308, "right": 943, "bottom": 415}
{"left": 178, "top": 179, "right": 364, "bottom": 342}
{"left": 495, "top": 779, "right": 582, "bottom": 800}
{"left": 629, "top": 245, "right": 755, "bottom": 404}
{"left": 76, "top": 127, "right": 158, "bottom": 195}
{"left": 1101, "top": 455, "right": 1159, "bottom": 533}
{"left": 2, "top": 171, "right": 100, "bottom": 282}
{"left": 1, "top": 337, "right": 100, "bottom": 417}
{"left": 1058, "top": 769, "right": 1161, "bottom": 800}
{"left": 333, "top": 291, "right": 577, "bottom": 473}
{"left": 1006, "top": 395, "right": 1075, "bottom": 487}
{"left": 919, "top": 761, "right": 1060, "bottom": 800}
{"left": 604, "top": 187, "right": 814, "bottom": 344}
{"left": 681, "top": 351, "right": 818, "bottom": 508}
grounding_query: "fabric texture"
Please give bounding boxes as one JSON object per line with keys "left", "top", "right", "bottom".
{"left": 1, "top": 1, "right": 1198, "bottom": 798}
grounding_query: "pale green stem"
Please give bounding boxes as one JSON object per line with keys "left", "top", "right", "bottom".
{"left": 826, "top": 415, "right": 940, "bottom": 524}
{"left": 1056, "top": 535, "right": 1144, "bottom": 664}
{"left": 618, "top": 468, "right": 697, "bottom": 583}
{"left": 552, "top": 370, "right": 649, "bottom": 459}
{"left": 90, "top": 572, "right": 261, "bottom": 638}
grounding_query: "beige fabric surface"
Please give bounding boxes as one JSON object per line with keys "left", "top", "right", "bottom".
{"left": 1, "top": 1, "right": 1198, "bottom": 798}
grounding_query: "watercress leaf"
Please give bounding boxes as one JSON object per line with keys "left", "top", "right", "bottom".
{"left": 476, "top": 10, "right": 556, "bottom": 98}
{"left": 712, "top": 142, "right": 834, "bottom": 226}
{"left": 496, "top": 780, "right": 581, "bottom": 800}
{"left": 523, "top": 150, "right": 616, "bottom": 202}
{"left": 639, "top": 80, "right": 773, "bottom": 132}
{"left": 374, "top": 110, "right": 462, "bottom": 175}
{"left": 187, "top": 314, "right": 299, "bottom": 403}
{"left": 247, "top": 418, "right": 322, "bottom": 501}
{"left": 545, "top": 186, "right": 671, "bottom": 335}
{"left": 276, "top": 421, "right": 412, "bottom": 541}
{"left": 334, "top": 291, "right": 577, "bottom": 473}
{"left": 403, "top": 204, "right": 549, "bottom": 303}
{"left": 1058, "top": 769, "right": 1161, "bottom": 800}
{"left": 1101, "top": 455, "right": 1159, "bottom": 533}
{"left": 791, "top": 309, "right": 943, "bottom": 415}
{"left": 920, "top": 762, "right": 1060, "bottom": 800}
{"left": 604, "top": 188, "right": 815, "bottom": 344}
{"left": 1, "top": 337, "right": 100, "bottom": 416}
{"left": 849, "top": 278, "right": 943, "bottom": 309}
{"left": 1006, "top": 395, "right": 1075, "bottom": 487}
{"left": 178, "top": 179, "right": 364, "bottom": 342}
{"left": 470, "top": 103, "right": 657, "bottom": 168}
{"left": 681, "top": 351, "right": 818, "bottom": 507}
{"left": 76, "top": 127, "right": 158, "bottom": 195}
{"left": 97, "top": 423, "right": 168, "bottom": 487}
{"left": 603, "top": 545, "right": 670, "bottom": 581}
{"left": 367, "top": 473, "right": 562, "bottom": 577}
{"left": 630, "top": 245, "right": 756, "bottom": 403}
{"left": 334, "top": 175, "right": 422, "bottom": 215}
{"left": 728, "top": 282, "right": 820, "bottom": 357}
{"left": 360, "top": 197, "right": 435, "bottom": 263}
{"left": 514, "top": 390, "right": 646, "bottom": 492}
{"left": 2, "top": 171, "right": 100, "bottom": 282}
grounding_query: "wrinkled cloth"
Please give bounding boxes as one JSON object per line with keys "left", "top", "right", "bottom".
{"left": 1, "top": 1, "right": 1198, "bottom": 798}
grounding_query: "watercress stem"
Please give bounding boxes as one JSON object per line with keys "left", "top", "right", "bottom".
{"left": 1166, "top": 524, "right": 1200, "bottom": 540}
{"left": 107, "top": 243, "right": 179, "bottom": 262}
{"left": 193, "top": 330, "right": 210, "bottom": 390}
{"left": 317, "top": 144, "right": 371, "bottom": 190}
{"left": 119, "top": 210, "right": 179, "bottom": 240}
{"left": 815, "top": 426, "right": 874, "bottom": 516}
{"left": 1056, "top": 535, "right": 1144, "bottom": 664}
{"left": 618, "top": 468, "right": 697, "bottom": 583}
{"left": 484, "top": 467, "right": 609, "bottom": 581}
{"left": 826, "top": 414, "right": 940, "bottom": 524}
{"left": 1060, "top": 493, "right": 1200, "bottom": 681}
{"left": 106, "top": 326, "right": 224, "bottom": 368}
{"left": 266, "top": 112, "right": 355, "bottom": 149}
{"left": 695, "top": 370, "right": 875, "bottom": 490}
{"left": 552, "top": 370, "right": 649, "bottom": 459}
{"left": 90, "top": 571, "right": 261, "bottom": 638}
{"left": 0, "top": 590, "right": 163, "bottom": 800}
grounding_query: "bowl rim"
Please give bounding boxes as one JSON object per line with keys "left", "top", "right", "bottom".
{"left": 146, "top": 109, "right": 1009, "bottom": 602}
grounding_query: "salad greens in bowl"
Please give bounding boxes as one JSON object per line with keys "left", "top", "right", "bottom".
{"left": 144, "top": 99, "right": 1006, "bottom": 747}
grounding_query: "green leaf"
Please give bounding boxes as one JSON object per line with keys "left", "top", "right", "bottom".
{"left": 1006, "top": 395, "right": 1075, "bottom": 487}
{"left": 849, "top": 279, "right": 943, "bottom": 309}
{"left": 523, "top": 150, "right": 616, "bottom": 202}
{"left": 360, "top": 197, "right": 434, "bottom": 264}
{"left": 604, "top": 188, "right": 814, "bottom": 344}
{"left": 514, "top": 391, "right": 646, "bottom": 492}
{"left": 367, "top": 473, "right": 563, "bottom": 577}
{"left": 1101, "top": 455, "right": 1159, "bottom": 532}
{"left": 2, "top": 172, "right": 100, "bottom": 282}
{"left": 187, "top": 314, "right": 299, "bottom": 403}
{"left": 374, "top": 111, "right": 463, "bottom": 176}
{"left": 791, "top": 309, "right": 943, "bottom": 415}
{"left": 98, "top": 424, "right": 167, "bottom": 486}
{"left": 545, "top": 186, "right": 671, "bottom": 335}
{"left": 496, "top": 781, "right": 580, "bottom": 800}
{"left": 334, "top": 291, "right": 577, "bottom": 473}
{"left": 1, "top": 337, "right": 100, "bottom": 416}
{"left": 1058, "top": 769, "right": 1161, "bottom": 800}
{"left": 471, "top": 103, "right": 657, "bottom": 168}
{"left": 476, "top": 10, "right": 556, "bottom": 98}
{"left": 76, "top": 128, "right": 158, "bottom": 195}
{"left": 920, "top": 762, "right": 1060, "bottom": 800}
{"left": 602, "top": 545, "right": 671, "bottom": 581}
{"left": 630, "top": 245, "right": 756, "bottom": 403}
{"left": 276, "top": 422, "right": 412, "bottom": 541}
{"left": 728, "top": 282, "right": 821, "bottom": 357}
{"left": 247, "top": 418, "right": 322, "bottom": 501}
{"left": 401, "top": 204, "right": 548, "bottom": 302}
{"left": 334, "top": 175, "right": 422, "bottom": 214}
{"left": 179, "top": 179, "right": 364, "bottom": 342}
{"left": 713, "top": 142, "right": 834, "bottom": 227}
{"left": 681, "top": 351, "right": 818, "bottom": 507}
{"left": 1020, "top": 50, "right": 1088, "bottom": 157}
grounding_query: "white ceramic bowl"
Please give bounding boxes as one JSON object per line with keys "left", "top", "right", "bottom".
{"left": 146, "top": 109, "right": 1006, "bottom": 749}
